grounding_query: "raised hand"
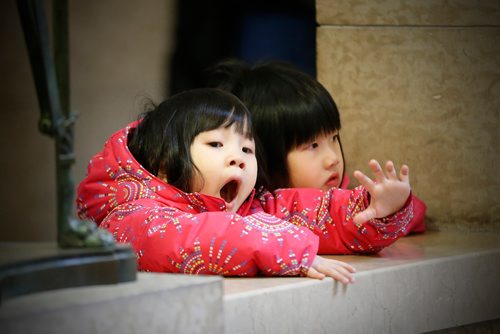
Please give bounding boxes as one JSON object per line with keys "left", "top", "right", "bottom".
{"left": 352, "top": 159, "right": 411, "bottom": 225}
{"left": 307, "top": 255, "right": 356, "bottom": 284}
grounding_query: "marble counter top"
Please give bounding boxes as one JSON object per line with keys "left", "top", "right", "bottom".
{"left": 2, "top": 231, "right": 499, "bottom": 333}
{"left": 224, "top": 231, "right": 500, "bottom": 333}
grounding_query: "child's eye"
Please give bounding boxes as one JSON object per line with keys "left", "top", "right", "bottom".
{"left": 208, "top": 142, "right": 222, "bottom": 148}
{"left": 309, "top": 143, "right": 319, "bottom": 149}
{"left": 332, "top": 134, "right": 339, "bottom": 142}
{"left": 242, "top": 147, "right": 254, "bottom": 154}
{"left": 298, "top": 142, "right": 318, "bottom": 151}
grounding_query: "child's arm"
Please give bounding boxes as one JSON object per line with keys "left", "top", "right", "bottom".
{"left": 101, "top": 199, "right": 322, "bottom": 277}
{"left": 352, "top": 160, "right": 411, "bottom": 225}
{"left": 258, "top": 160, "right": 414, "bottom": 255}
{"left": 102, "top": 201, "right": 358, "bottom": 282}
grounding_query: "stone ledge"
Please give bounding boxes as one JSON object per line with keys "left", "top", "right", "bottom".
{"left": 1, "top": 232, "right": 498, "bottom": 334}
{"left": 224, "top": 231, "right": 500, "bottom": 333}
{"left": 0, "top": 273, "right": 223, "bottom": 334}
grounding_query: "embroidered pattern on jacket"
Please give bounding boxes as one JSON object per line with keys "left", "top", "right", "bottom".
{"left": 240, "top": 212, "right": 310, "bottom": 246}
{"left": 258, "top": 189, "right": 335, "bottom": 240}
{"left": 266, "top": 249, "right": 310, "bottom": 276}
{"left": 167, "top": 237, "right": 257, "bottom": 276}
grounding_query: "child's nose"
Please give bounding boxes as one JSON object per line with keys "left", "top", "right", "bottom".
{"left": 228, "top": 154, "right": 246, "bottom": 169}
{"left": 323, "top": 150, "right": 339, "bottom": 168}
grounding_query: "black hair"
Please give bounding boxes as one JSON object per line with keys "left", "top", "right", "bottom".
{"left": 128, "top": 88, "right": 267, "bottom": 192}
{"left": 205, "top": 59, "right": 345, "bottom": 190}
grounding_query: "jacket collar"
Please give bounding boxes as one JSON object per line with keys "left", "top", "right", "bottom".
{"left": 167, "top": 187, "right": 256, "bottom": 215}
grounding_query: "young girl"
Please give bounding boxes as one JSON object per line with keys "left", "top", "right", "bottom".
{"left": 206, "top": 59, "right": 426, "bottom": 234}
{"left": 77, "top": 88, "right": 414, "bottom": 283}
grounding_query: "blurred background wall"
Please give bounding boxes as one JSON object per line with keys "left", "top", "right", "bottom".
{"left": 317, "top": 0, "right": 500, "bottom": 232}
{"left": 1, "top": 0, "right": 175, "bottom": 241}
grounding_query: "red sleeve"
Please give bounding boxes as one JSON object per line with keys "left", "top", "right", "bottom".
{"left": 404, "top": 194, "right": 426, "bottom": 234}
{"left": 257, "top": 186, "right": 413, "bottom": 255}
{"left": 101, "top": 199, "right": 319, "bottom": 277}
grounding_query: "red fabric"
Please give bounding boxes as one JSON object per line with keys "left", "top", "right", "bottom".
{"left": 77, "top": 123, "right": 414, "bottom": 276}
{"left": 407, "top": 195, "right": 426, "bottom": 234}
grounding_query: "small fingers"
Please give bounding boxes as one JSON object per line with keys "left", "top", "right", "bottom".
{"left": 399, "top": 164, "right": 410, "bottom": 183}
{"left": 353, "top": 170, "right": 375, "bottom": 192}
{"left": 369, "top": 159, "right": 385, "bottom": 183}
{"left": 330, "top": 270, "right": 351, "bottom": 284}
{"left": 332, "top": 263, "right": 356, "bottom": 283}
{"left": 324, "top": 266, "right": 355, "bottom": 284}
{"left": 333, "top": 260, "right": 356, "bottom": 274}
{"left": 385, "top": 161, "right": 398, "bottom": 180}
{"left": 311, "top": 257, "right": 356, "bottom": 284}
{"left": 307, "top": 266, "right": 326, "bottom": 280}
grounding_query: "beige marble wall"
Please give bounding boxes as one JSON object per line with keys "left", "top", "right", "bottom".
{"left": 316, "top": 1, "right": 500, "bottom": 231}
{"left": 317, "top": 0, "right": 500, "bottom": 26}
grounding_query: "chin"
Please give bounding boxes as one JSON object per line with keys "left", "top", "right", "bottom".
{"left": 321, "top": 184, "right": 334, "bottom": 191}
{"left": 228, "top": 204, "right": 240, "bottom": 213}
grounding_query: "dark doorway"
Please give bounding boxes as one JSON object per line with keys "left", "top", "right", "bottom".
{"left": 169, "top": 0, "right": 316, "bottom": 94}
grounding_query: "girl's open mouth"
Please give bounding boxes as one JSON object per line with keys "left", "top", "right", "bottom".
{"left": 326, "top": 173, "right": 339, "bottom": 187}
{"left": 220, "top": 179, "right": 240, "bottom": 203}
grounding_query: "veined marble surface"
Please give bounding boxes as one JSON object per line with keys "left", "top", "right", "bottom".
{"left": 224, "top": 231, "right": 500, "bottom": 295}
{"left": 224, "top": 231, "right": 500, "bottom": 333}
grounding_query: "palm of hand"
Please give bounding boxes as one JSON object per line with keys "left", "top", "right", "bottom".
{"left": 352, "top": 160, "right": 411, "bottom": 225}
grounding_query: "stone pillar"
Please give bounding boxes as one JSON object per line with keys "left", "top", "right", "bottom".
{"left": 316, "top": 0, "right": 500, "bottom": 232}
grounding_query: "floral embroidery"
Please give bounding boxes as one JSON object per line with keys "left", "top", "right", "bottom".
{"left": 265, "top": 249, "right": 311, "bottom": 276}
{"left": 241, "top": 212, "right": 309, "bottom": 246}
{"left": 168, "top": 237, "right": 256, "bottom": 276}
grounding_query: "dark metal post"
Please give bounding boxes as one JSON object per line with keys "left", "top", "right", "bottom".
{"left": 16, "top": 0, "right": 114, "bottom": 247}
{"left": 53, "top": 0, "right": 74, "bottom": 246}
{"left": 0, "top": 0, "right": 138, "bottom": 304}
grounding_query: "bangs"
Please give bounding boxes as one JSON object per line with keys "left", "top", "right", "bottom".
{"left": 195, "top": 103, "right": 254, "bottom": 140}
{"left": 267, "top": 78, "right": 341, "bottom": 150}
{"left": 233, "top": 63, "right": 341, "bottom": 150}
{"left": 285, "top": 95, "right": 340, "bottom": 148}
{"left": 220, "top": 108, "right": 254, "bottom": 139}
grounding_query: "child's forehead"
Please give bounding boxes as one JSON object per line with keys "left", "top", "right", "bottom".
{"left": 198, "top": 123, "right": 254, "bottom": 139}
{"left": 299, "top": 128, "right": 339, "bottom": 141}
{"left": 222, "top": 117, "right": 253, "bottom": 137}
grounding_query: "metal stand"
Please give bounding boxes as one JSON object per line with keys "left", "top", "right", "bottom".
{"left": 0, "top": 0, "right": 137, "bottom": 304}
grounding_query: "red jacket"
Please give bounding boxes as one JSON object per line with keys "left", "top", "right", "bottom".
{"left": 77, "top": 123, "right": 414, "bottom": 276}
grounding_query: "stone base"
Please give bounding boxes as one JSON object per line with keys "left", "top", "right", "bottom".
{"left": 0, "top": 242, "right": 136, "bottom": 303}
{"left": 0, "top": 273, "right": 223, "bottom": 334}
